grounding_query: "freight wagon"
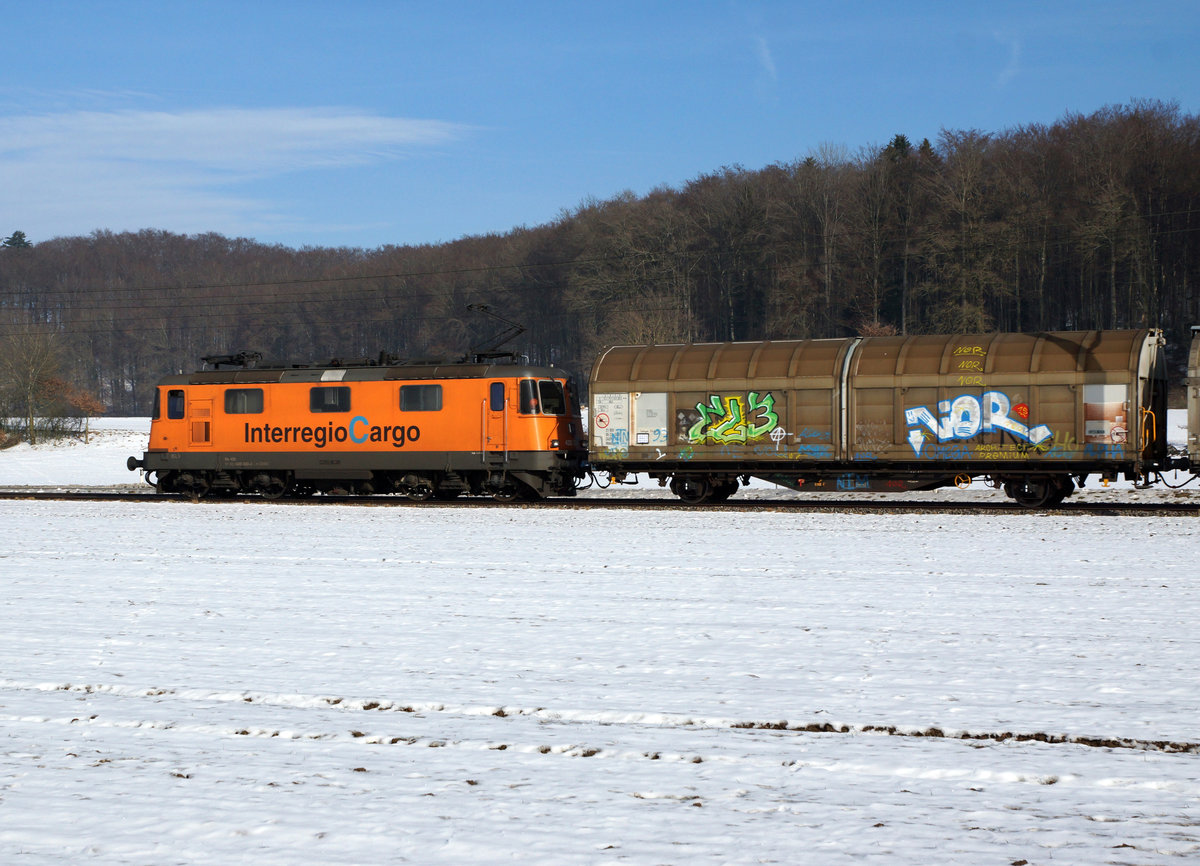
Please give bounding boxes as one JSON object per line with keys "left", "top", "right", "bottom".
{"left": 588, "top": 328, "right": 1196, "bottom": 507}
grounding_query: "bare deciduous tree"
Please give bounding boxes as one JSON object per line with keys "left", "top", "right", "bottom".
{"left": 0, "top": 322, "right": 63, "bottom": 444}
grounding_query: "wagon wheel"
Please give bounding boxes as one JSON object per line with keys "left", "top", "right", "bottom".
{"left": 1003, "top": 477, "right": 1066, "bottom": 508}
{"left": 707, "top": 480, "right": 739, "bottom": 502}
{"left": 669, "top": 476, "right": 711, "bottom": 504}
{"left": 1046, "top": 476, "right": 1075, "bottom": 506}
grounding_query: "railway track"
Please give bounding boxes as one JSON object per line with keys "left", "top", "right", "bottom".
{"left": 1, "top": 487, "right": 1197, "bottom": 515}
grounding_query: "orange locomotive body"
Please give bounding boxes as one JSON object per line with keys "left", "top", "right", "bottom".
{"left": 128, "top": 355, "right": 587, "bottom": 500}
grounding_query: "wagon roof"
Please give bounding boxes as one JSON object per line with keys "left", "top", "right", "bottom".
{"left": 590, "top": 329, "right": 1161, "bottom": 387}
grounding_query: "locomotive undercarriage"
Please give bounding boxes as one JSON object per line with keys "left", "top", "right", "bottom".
{"left": 135, "top": 451, "right": 583, "bottom": 502}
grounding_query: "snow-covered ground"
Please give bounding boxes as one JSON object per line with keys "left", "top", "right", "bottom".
{"left": 1, "top": 420, "right": 1199, "bottom": 863}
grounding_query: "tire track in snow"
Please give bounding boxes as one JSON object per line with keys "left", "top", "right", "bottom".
{"left": 7, "top": 678, "right": 1200, "bottom": 756}
{"left": 0, "top": 710, "right": 710, "bottom": 768}
{"left": 9, "top": 710, "right": 1200, "bottom": 800}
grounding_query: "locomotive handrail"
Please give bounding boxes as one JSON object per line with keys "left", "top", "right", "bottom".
{"left": 480, "top": 399, "right": 487, "bottom": 464}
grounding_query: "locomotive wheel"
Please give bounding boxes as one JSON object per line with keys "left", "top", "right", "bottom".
{"left": 260, "top": 474, "right": 291, "bottom": 500}
{"left": 406, "top": 485, "right": 434, "bottom": 502}
{"left": 492, "top": 485, "right": 519, "bottom": 502}
{"left": 400, "top": 473, "right": 436, "bottom": 501}
{"left": 669, "top": 476, "right": 711, "bottom": 504}
{"left": 490, "top": 475, "right": 537, "bottom": 502}
{"left": 180, "top": 473, "right": 210, "bottom": 501}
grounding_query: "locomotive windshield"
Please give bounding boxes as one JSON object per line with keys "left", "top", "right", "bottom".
{"left": 519, "top": 379, "right": 567, "bottom": 415}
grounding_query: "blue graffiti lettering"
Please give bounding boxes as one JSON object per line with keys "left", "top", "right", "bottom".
{"left": 905, "top": 390, "right": 1051, "bottom": 456}
{"left": 1083, "top": 442, "right": 1125, "bottom": 460}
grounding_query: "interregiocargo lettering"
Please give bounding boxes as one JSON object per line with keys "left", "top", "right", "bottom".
{"left": 245, "top": 417, "right": 420, "bottom": 449}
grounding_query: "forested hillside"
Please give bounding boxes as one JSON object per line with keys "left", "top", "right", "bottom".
{"left": 2, "top": 100, "right": 1198, "bottom": 420}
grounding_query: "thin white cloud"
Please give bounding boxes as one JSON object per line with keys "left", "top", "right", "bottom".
{"left": 754, "top": 35, "right": 778, "bottom": 82}
{"left": 0, "top": 107, "right": 470, "bottom": 241}
{"left": 995, "top": 33, "right": 1022, "bottom": 88}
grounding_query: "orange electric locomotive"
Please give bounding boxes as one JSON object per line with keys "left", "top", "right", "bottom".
{"left": 127, "top": 351, "right": 587, "bottom": 500}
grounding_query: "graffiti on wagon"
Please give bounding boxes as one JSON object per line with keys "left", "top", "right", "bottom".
{"left": 904, "top": 391, "right": 1051, "bottom": 457}
{"left": 686, "top": 392, "right": 780, "bottom": 445}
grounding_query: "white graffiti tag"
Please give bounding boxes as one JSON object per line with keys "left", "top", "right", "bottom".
{"left": 904, "top": 391, "right": 1051, "bottom": 456}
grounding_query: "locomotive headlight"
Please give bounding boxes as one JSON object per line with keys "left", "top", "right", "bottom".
{"left": 551, "top": 439, "right": 560, "bottom": 448}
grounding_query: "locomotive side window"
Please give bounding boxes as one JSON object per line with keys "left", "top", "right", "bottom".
{"left": 400, "top": 384, "right": 442, "bottom": 412}
{"left": 519, "top": 379, "right": 539, "bottom": 414}
{"left": 489, "top": 382, "right": 505, "bottom": 412}
{"left": 310, "top": 386, "right": 351, "bottom": 413}
{"left": 167, "top": 389, "right": 185, "bottom": 419}
{"left": 225, "top": 388, "right": 264, "bottom": 414}
{"left": 538, "top": 380, "right": 566, "bottom": 416}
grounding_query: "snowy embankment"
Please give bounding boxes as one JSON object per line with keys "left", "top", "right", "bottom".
{"left": 0, "top": 420, "right": 1198, "bottom": 863}
{"left": 0, "top": 418, "right": 150, "bottom": 489}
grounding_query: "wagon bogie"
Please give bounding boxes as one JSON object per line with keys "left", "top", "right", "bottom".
{"left": 999, "top": 474, "right": 1076, "bottom": 508}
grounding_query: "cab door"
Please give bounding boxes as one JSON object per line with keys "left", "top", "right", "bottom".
{"left": 484, "top": 381, "right": 507, "bottom": 456}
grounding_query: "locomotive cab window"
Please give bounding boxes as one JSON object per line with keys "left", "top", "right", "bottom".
{"left": 167, "top": 389, "right": 185, "bottom": 419}
{"left": 400, "top": 384, "right": 442, "bottom": 412}
{"left": 310, "top": 386, "right": 351, "bottom": 413}
{"left": 224, "top": 388, "right": 264, "bottom": 414}
{"left": 489, "top": 382, "right": 505, "bottom": 412}
{"left": 538, "top": 380, "right": 566, "bottom": 416}
{"left": 520, "top": 379, "right": 566, "bottom": 415}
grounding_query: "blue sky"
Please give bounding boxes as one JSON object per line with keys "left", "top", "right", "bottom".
{"left": 2, "top": 1, "right": 1197, "bottom": 250}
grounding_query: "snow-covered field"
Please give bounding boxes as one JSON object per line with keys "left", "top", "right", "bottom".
{"left": 2, "top": 420, "right": 1199, "bottom": 863}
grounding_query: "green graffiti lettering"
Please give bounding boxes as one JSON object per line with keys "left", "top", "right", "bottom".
{"left": 746, "top": 391, "right": 778, "bottom": 437}
{"left": 687, "top": 396, "right": 718, "bottom": 442}
{"left": 688, "top": 392, "right": 780, "bottom": 445}
{"left": 710, "top": 396, "right": 747, "bottom": 443}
